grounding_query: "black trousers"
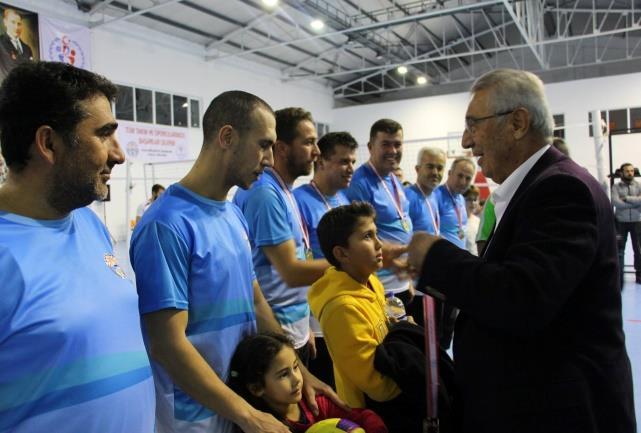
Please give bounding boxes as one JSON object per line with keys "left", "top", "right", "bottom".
{"left": 615, "top": 220, "right": 641, "bottom": 284}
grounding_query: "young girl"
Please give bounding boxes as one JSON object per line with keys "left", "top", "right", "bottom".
{"left": 228, "top": 332, "right": 388, "bottom": 433}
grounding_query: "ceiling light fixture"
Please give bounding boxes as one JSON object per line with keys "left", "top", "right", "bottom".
{"left": 397, "top": 65, "right": 408, "bottom": 75}
{"left": 417, "top": 76, "right": 427, "bottom": 85}
{"left": 262, "top": 0, "right": 278, "bottom": 7}
{"left": 310, "top": 19, "right": 325, "bottom": 31}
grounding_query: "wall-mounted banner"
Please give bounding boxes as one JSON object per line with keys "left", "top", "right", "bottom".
{"left": 0, "top": 2, "right": 39, "bottom": 83}
{"left": 118, "top": 120, "right": 190, "bottom": 162}
{"left": 39, "top": 16, "right": 90, "bottom": 69}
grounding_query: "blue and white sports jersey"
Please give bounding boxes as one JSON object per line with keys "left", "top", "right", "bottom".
{"left": 344, "top": 163, "right": 412, "bottom": 294}
{"left": 130, "top": 183, "right": 257, "bottom": 433}
{"left": 294, "top": 183, "right": 348, "bottom": 259}
{"left": 405, "top": 184, "right": 440, "bottom": 235}
{"left": 234, "top": 168, "right": 310, "bottom": 349}
{"left": 0, "top": 207, "right": 154, "bottom": 433}
{"left": 434, "top": 184, "right": 467, "bottom": 249}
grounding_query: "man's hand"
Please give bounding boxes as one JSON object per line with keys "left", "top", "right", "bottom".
{"left": 307, "top": 331, "right": 317, "bottom": 360}
{"left": 407, "top": 232, "right": 441, "bottom": 272}
{"left": 237, "top": 407, "right": 290, "bottom": 433}
{"left": 300, "top": 365, "right": 349, "bottom": 415}
{"left": 381, "top": 242, "right": 408, "bottom": 269}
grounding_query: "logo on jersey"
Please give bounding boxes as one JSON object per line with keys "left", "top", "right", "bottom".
{"left": 104, "top": 253, "right": 127, "bottom": 279}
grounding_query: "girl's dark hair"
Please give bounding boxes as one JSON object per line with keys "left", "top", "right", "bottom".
{"left": 228, "top": 332, "right": 295, "bottom": 420}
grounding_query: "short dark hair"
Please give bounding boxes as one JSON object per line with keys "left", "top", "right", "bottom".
{"left": 620, "top": 162, "right": 633, "bottom": 172}
{"left": 369, "top": 118, "right": 402, "bottom": 141}
{"left": 314, "top": 131, "right": 357, "bottom": 170}
{"left": 0, "top": 61, "right": 117, "bottom": 170}
{"left": 317, "top": 201, "right": 376, "bottom": 268}
{"left": 228, "top": 332, "right": 294, "bottom": 418}
{"left": 202, "top": 91, "right": 273, "bottom": 145}
{"left": 151, "top": 184, "right": 165, "bottom": 194}
{"left": 275, "top": 107, "right": 314, "bottom": 144}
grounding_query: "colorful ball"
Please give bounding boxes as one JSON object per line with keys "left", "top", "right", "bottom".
{"left": 306, "top": 418, "right": 366, "bottom": 433}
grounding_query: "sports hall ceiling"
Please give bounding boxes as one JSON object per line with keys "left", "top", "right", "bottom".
{"left": 74, "top": 0, "right": 641, "bottom": 105}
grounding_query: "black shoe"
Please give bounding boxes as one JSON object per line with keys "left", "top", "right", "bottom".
{"left": 636, "top": 275, "right": 641, "bottom": 284}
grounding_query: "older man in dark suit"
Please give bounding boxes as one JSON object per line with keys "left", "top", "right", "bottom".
{"left": 0, "top": 8, "right": 34, "bottom": 80}
{"left": 408, "top": 69, "right": 635, "bottom": 433}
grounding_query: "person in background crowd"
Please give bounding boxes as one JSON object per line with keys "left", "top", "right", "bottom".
{"left": 612, "top": 162, "right": 641, "bottom": 285}
{"left": 135, "top": 183, "right": 165, "bottom": 225}
{"left": 551, "top": 136, "right": 570, "bottom": 157}
{"left": 463, "top": 185, "right": 481, "bottom": 256}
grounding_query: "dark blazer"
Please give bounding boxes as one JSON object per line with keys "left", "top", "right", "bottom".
{"left": 0, "top": 33, "right": 33, "bottom": 79}
{"left": 417, "top": 147, "right": 636, "bottom": 433}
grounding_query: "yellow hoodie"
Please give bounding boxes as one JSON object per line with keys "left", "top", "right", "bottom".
{"left": 308, "top": 267, "right": 401, "bottom": 408}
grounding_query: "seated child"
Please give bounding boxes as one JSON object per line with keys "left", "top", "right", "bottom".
{"left": 228, "top": 332, "right": 387, "bottom": 433}
{"left": 307, "top": 202, "right": 401, "bottom": 409}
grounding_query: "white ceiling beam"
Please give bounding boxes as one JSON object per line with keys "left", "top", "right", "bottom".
{"left": 211, "top": 0, "right": 504, "bottom": 61}
{"left": 91, "top": 0, "right": 185, "bottom": 29}
{"left": 501, "top": 0, "right": 546, "bottom": 69}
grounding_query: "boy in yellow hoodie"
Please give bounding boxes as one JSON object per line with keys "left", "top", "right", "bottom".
{"left": 307, "top": 202, "right": 401, "bottom": 409}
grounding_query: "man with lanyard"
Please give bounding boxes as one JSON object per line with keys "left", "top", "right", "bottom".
{"left": 0, "top": 61, "right": 154, "bottom": 432}
{"left": 405, "top": 146, "right": 446, "bottom": 235}
{"left": 235, "top": 107, "right": 330, "bottom": 365}
{"left": 433, "top": 157, "right": 476, "bottom": 249}
{"left": 293, "top": 131, "right": 357, "bottom": 385}
{"left": 345, "top": 118, "right": 414, "bottom": 306}
{"left": 433, "top": 156, "right": 475, "bottom": 349}
{"left": 132, "top": 95, "right": 341, "bottom": 433}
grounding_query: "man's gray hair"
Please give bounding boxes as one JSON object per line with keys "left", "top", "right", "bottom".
{"left": 416, "top": 147, "right": 446, "bottom": 166}
{"left": 471, "top": 69, "right": 554, "bottom": 138}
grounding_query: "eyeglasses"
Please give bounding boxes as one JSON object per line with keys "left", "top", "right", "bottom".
{"left": 464, "top": 110, "right": 515, "bottom": 133}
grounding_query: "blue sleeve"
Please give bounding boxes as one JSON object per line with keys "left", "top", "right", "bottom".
{"left": 130, "top": 221, "right": 191, "bottom": 314}
{"left": 244, "top": 185, "right": 293, "bottom": 247}
{"left": 345, "top": 176, "right": 370, "bottom": 203}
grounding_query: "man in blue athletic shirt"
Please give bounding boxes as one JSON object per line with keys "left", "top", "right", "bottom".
{"left": 433, "top": 157, "right": 475, "bottom": 249}
{"left": 345, "top": 119, "right": 414, "bottom": 306}
{"left": 132, "top": 94, "right": 342, "bottom": 433}
{"left": 293, "top": 131, "right": 357, "bottom": 386}
{"left": 0, "top": 62, "right": 155, "bottom": 433}
{"left": 294, "top": 131, "right": 356, "bottom": 259}
{"left": 405, "top": 147, "right": 446, "bottom": 235}
{"left": 234, "top": 107, "right": 331, "bottom": 365}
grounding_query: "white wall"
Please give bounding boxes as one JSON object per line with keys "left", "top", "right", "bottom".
{"left": 332, "top": 72, "right": 641, "bottom": 187}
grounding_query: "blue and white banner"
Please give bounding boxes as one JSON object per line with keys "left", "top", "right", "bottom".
{"left": 38, "top": 16, "right": 91, "bottom": 70}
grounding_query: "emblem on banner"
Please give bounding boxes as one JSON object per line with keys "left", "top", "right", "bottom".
{"left": 48, "top": 35, "right": 86, "bottom": 67}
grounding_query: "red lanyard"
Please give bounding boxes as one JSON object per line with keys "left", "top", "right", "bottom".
{"left": 309, "top": 180, "right": 333, "bottom": 211}
{"left": 367, "top": 162, "right": 409, "bottom": 231}
{"left": 422, "top": 295, "right": 439, "bottom": 423}
{"left": 416, "top": 184, "right": 440, "bottom": 236}
{"left": 268, "top": 168, "right": 311, "bottom": 251}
